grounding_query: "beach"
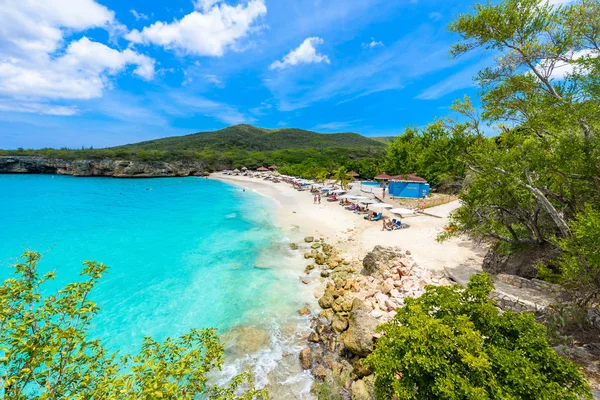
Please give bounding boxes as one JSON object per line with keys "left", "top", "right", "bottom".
{"left": 212, "top": 173, "right": 486, "bottom": 275}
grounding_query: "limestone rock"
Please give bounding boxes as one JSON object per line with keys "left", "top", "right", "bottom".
{"left": 299, "top": 347, "right": 312, "bottom": 370}
{"left": 343, "top": 299, "right": 378, "bottom": 356}
{"left": 312, "top": 365, "right": 327, "bottom": 380}
{"left": 308, "top": 331, "right": 320, "bottom": 343}
{"left": 298, "top": 307, "right": 311, "bottom": 316}
{"left": 319, "top": 308, "right": 335, "bottom": 321}
{"left": 318, "top": 292, "right": 334, "bottom": 309}
{"left": 351, "top": 379, "right": 371, "bottom": 400}
{"left": 289, "top": 243, "right": 298, "bottom": 250}
{"left": 311, "top": 242, "right": 321, "bottom": 249}
{"left": 304, "top": 236, "right": 315, "bottom": 243}
{"left": 362, "top": 246, "right": 401, "bottom": 279}
{"left": 315, "top": 253, "right": 326, "bottom": 265}
{"left": 332, "top": 316, "right": 349, "bottom": 333}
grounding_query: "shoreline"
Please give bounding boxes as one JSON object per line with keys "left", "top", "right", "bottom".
{"left": 211, "top": 172, "right": 486, "bottom": 272}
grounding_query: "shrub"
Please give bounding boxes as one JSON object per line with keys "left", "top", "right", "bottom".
{"left": 367, "top": 273, "right": 591, "bottom": 399}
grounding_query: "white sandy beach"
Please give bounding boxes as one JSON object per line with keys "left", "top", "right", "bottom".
{"left": 212, "top": 173, "right": 486, "bottom": 274}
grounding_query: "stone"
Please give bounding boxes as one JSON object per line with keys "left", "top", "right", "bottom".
{"left": 220, "top": 325, "right": 271, "bottom": 358}
{"left": 312, "top": 365, "right": 327, "bottom": 380}
{"left": 353, "top": 359, "right": 373, "bottom": 378}
{"left": 361, "top": 246, "right": 402, "bottom": 279}
{"left": 332, "top": 316, "right": 349, "bottom": 333}
{"left": 389, "top": 288, "right": 400, "bottom": 298}
{"left": 321, "top": 270, "right": 330, "bottom": 278}
{"left": 311, "top": 242, "right": 321, "bottom": 249}
{"left": 289, "top": 243, "right": 298, "bottom": 250}
{"left": 301, "top": 278, "right": 309, "bottom": 284}
{"left": 341, "top": 300, "right": 353, "bottom": 312}
{"left": 308, "top": 331, "right": 320, "bottom": 343}
{"left": 315, "top": 253, "right": 326, "bottom": 265}
{"left": 304, "top": 253, "right": 313, "bottom": 259}
{"left": 328, "top": 260, "right": 340, "bottom": 269}
{"left": 351, "top": 379, "right": 371, "bottom": 400}
{"left": 299, "top": 347, "right": 312, "bottom": 370}
{"left": 343, "top": 300, "right": 378, "bottom": 356}
{"left": 380, "top": 280, "right": 394, "bottom": 295}
{"left": 304, "top": 236, "right": 315, "bottom": 243}
{"left": 385, "top": 299, "right": 397, "bottom": 311}
{"left": 298, "top": 307, "right": 311, "bottom": 316}
{"left": 318, "top": 292, "right": 335, "bottom": 309}
{"left": 370, "top": 309, "right": 384, "bottom": 319}
{"left": 319, "top": 308, "right": 335, "bottom": 321}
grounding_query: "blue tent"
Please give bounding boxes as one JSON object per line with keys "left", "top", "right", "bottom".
{"left": 388, "top": 174, "right": 430, "bottom": 199}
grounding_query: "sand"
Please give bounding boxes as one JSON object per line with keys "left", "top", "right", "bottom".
{"left": 212, "top": 173, "right": 486, "bottom": 273}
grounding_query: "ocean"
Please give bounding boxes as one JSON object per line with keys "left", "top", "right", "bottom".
{"left": 0, "top": 174, "right": 314, "bottom": 396}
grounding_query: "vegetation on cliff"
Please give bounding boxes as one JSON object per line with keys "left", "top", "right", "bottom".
{"left": 0, "top": 252, "right": 265, "bottom": 399}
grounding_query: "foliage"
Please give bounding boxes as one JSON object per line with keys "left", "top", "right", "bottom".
{"left": 384, "top": 119, "right": 478, "bottom": 187}
{"left": 441, "top": 0, "right": 600, "bottom": 249}
{"left": 367, "top": 273, "right": 591, "bottom": 400}
{"left": 0, "top": 252, "right": 266, "bottom": 400}
{"left": 556, "top": 205, "right": 600, "bottom": 306}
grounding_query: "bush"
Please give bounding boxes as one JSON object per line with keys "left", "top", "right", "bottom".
{"left": 366, "top": 273, "right": 591, "bottom": 399}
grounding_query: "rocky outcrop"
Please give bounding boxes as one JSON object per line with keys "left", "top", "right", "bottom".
{"left": 342, "top": 299, "right": 378, "bottom": 356}
{"left": 0, "top": 156, "right": 210, "bottom": 178}
{"left": 361, "top": 245, "right": 407, "bottom": 279}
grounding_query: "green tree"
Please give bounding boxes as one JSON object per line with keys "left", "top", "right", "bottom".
{"left": 367, "top": 273, "right": 591, "bottom": 399}
{"left": 556, "top": 205, "right": 600, "bottom": 306}
{"left": 0, "top": 252, "right": 266, "bottom": 399}
{"left": 332, "top": 166, "right": 350, "bottom": 189}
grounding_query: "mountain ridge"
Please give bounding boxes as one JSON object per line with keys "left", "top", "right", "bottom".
{"left": 113, "top": 124, "right": 388, "bottom": 152}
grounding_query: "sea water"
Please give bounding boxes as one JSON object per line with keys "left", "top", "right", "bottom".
{"left": 0, "top": 175, "right": 314, "bottom": 396}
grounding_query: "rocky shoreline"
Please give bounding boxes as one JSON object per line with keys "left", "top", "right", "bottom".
{"left": 293, "top": 238, "right": 450, "bottom": 399}
{"left": 0, "top": 156, "right": 210, "bottom": 178}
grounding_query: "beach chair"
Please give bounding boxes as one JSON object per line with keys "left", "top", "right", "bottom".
{"left": 372, "top": 213, "right": 383, "bottom": 221}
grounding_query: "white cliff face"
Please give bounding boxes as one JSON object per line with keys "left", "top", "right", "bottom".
{"left": 0, "top": 156, "right": 210, "bottom": 177}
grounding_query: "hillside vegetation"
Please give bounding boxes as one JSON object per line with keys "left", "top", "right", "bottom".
{"left": 114, "top": 124, "right": 386, "bottom": 152}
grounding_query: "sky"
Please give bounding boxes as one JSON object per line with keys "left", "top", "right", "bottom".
{"left": 0, "top": 0, "right": 573, "bottom": 149}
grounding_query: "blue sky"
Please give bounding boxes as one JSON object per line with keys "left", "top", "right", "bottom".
{"left": 0, "top": 0, "right": 496, "bottom": 149}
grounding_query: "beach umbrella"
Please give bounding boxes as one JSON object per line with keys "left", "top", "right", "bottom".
{"left": 359, "top": 199, "right": 377, "bottom": 205}
{"left": 340, "top": 195, "right": 358, "bottom": 199}
{"left": 390, "top": 207, "right": 416, "bottom": 215}
{"left": 332, "top": 189, "right": 347, "bottom": 194}
{"left": 233, "top": 168, "right": 240, "bottom": 173}
{"left": 371, "top": 203, "right": 393, "bottom": 209}
{"left": 257, "top": 166, "right": 269, "bottom": 172}
{"left": 241, "top": 166, "right": 248, "bottom": 171}
{"left": 353, "top": 196, "right": 369, "bottom": 201}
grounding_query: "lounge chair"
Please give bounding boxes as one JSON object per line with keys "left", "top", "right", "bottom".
{"left": 372, "top": 213, "right": 383, "bottom": 221}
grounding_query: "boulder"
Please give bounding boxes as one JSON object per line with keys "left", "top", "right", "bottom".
{"left": 319, "top": 308, "right": 335, "bottom": 321}
{"left": 315, "top": 253, "right": 326, "bottom": 265}
{"left": 321, "top": 270, "right": 330, "bottom": 278}
{"left": 304, "top": 236, "right": 315, "bottom": 243}
{"left": 318, "top": 292, "right": 335, "bottom": 309}
{"left": 353, "top": 359, "right": 373, "bottom": 378}
{"left": 332, "top": 316, "right": 349, "bottom": 333}
{"left": 308, "top": 331, "right": 320, "bottom": 343}
{"left": 312, "top": 365, "right": 327, "bottom": 380}
{"left": 304, "top": 253, "right": 313, "bottom": 259}
{"left": 311, "top": 242, "right": 321, "bottom": 249}
{"left": 351, "top": 379, "right": 372, "bottom": 400}
{"left": 299, "top": 347, "right": 312, "bottom": 370}
{"left": 343, "top": 299, "right": 378, "bottom": 356}
{"left": 298, "top": 307, "right": 311, "bottom": 316}
{"left": 220, "top": 325, "right": 270, "bottom": 358}
{"left": 361, "top": 246, "right": 401, "bottom": 279}
{"left": 289, "top": 243, "right": 298, "bottom": 250}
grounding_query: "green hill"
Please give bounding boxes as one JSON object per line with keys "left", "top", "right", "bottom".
{"left": 114, "top": 124, "right": 386, "bottom": 152}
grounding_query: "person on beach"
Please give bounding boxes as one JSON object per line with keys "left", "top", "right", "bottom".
{"left": 318, "top": 194, "right": 321, "bottom": 204}
{"left": 313, "top": 194, "right": 317, "bottom": 204}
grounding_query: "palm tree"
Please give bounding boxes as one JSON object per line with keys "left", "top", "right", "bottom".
{"left": 333, "top": 166, "right": 350, "bottom": 189}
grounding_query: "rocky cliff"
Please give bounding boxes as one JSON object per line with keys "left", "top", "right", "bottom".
{"left": 0, "top": 156, "right": 210, "bottom": 178}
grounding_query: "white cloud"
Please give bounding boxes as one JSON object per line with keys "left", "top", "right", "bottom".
{"left": 362, "top": 37, "right": 384, "bottom": 49}
{"left": 0, "top": 0, "right": 116, "bottom": 60}
{"left": 429, "top": 12, "right": 442, "bottom": 21}
{"left": 130, "top": 9, "right": 149, "bottom": 21}
{"left": 193, "top": 0, "right": 223, "bottom": 11}
{"left": 0, "top": 37, "right": 155, "bottom": 101}
{"left": 0, "top": 1, "right": 155, "bottom": 116}
{"left": 269, "top": 37, "right": 330, "bottom": 70}
{"left": 126, "top": 0, "right": 267, "bottom": 57}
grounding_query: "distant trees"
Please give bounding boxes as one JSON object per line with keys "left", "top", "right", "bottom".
{"left": 0, "top": 252, "right": 265, "bottom": 399}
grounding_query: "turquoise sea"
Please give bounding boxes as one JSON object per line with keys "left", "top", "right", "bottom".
{"left": 0, "top": 175, "right": 313, "bottom": 394}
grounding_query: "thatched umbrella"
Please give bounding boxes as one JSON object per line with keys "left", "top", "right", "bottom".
{"left": 241, "top": 166, "right": 248, "bottom": 171}
{"left": 257, "top": 166, "right": 269, "bottom": 172}
{"left": 268, "top": 165, "right": 279, "bottom": 170}
{"left": 347, "top": 171, "right": 360, "bottom": 178}
{"left": 374, "top": 173, "right": 393, "bottom": 180}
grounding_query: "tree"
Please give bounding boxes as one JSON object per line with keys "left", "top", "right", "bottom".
{"left": 442, "top": 0, "right": 600, "bottom": 248}
{"left": 556, "top": 205, "right": 600, "bottom": 306}
{"left": 332, "top": 166, "right": 350, "bottom": 189}
{"left": 367, "top": 273, "right": 591, "bottom": 399}
{"left": 0, "top": 252, "right": 266, "bottom": 399}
